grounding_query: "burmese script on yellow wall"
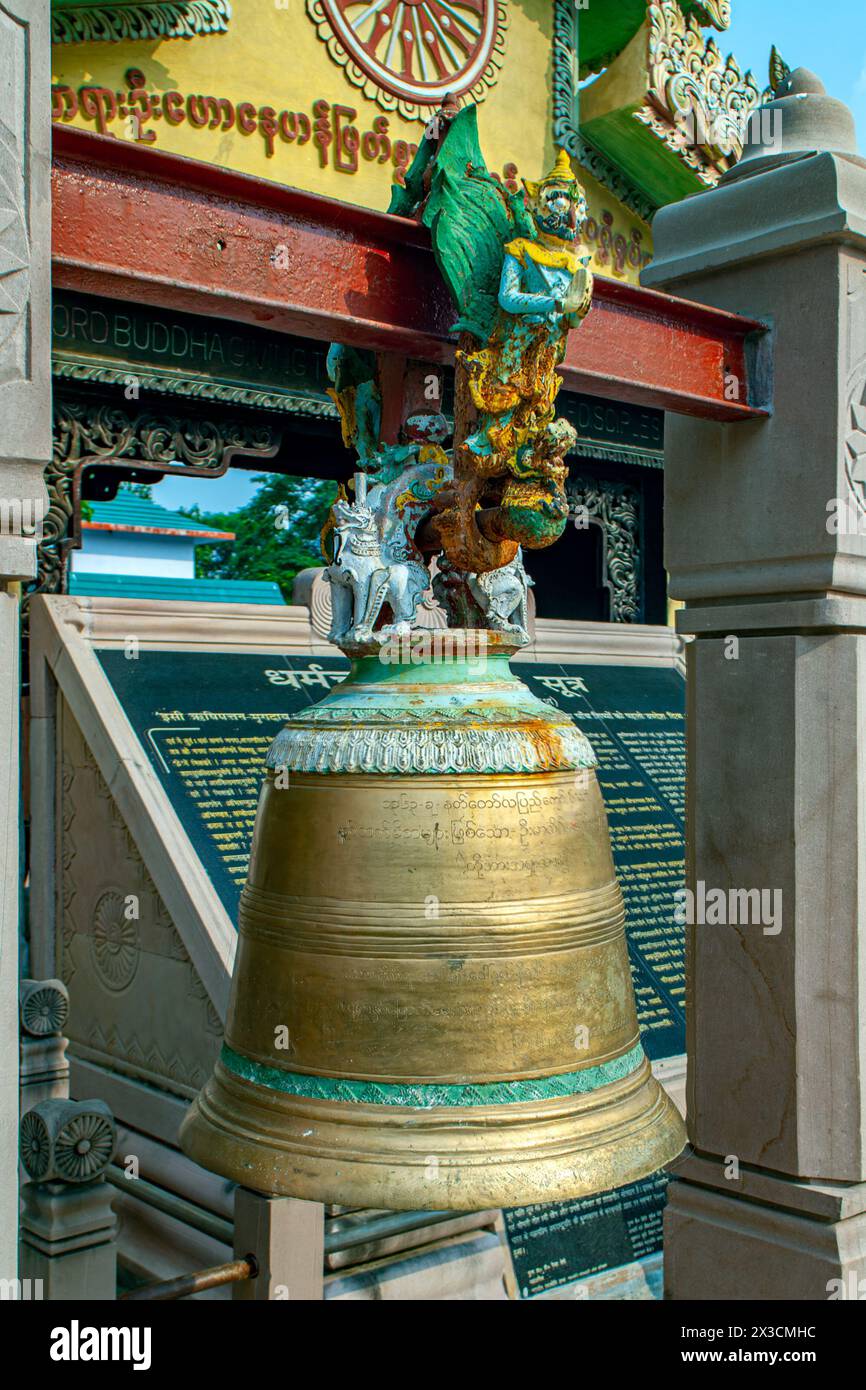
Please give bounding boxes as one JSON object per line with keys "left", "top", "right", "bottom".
{"left": 51, "top": 0, "right": 651, "bottom": 282}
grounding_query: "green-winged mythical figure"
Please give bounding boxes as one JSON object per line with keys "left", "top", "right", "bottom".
{"left": 393, "top": 105, "right": 594, "bottom": 573}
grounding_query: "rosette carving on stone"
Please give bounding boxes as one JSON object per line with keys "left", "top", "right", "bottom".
{"left": 54, "top": 1107, "right": 116, "bottom": 1182}
{"left": 20, "top": 1100, "right": 116, "bottom": 1185}
{"left": 91, "top": 889, "right": 140, "bottom": 992}
{"left": 20, "top": 979, "right": 70, "bottom": 1038}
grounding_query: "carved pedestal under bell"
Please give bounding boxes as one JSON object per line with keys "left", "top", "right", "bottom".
{"left": 181, "top": 636, "right": 685, "bottom": 1209}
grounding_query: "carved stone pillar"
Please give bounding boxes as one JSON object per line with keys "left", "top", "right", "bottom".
{"left": 643, "top": 72, "right": 866, "bottom": 1299}
{"left": 19, "top": 1100, "right": 118, "bottom": 1300}
{"left": 0, "top": 0, "right": 51, "bottom": 1278}
{"left": 19, "top": 979, "right": 70, "bottom": 1117}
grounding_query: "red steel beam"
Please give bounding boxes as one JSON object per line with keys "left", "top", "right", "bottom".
{"left": 52, "top": 126, "right": 766, "bottom": 422}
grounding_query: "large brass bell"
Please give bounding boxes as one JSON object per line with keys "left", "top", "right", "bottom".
{"left": 181, "top": 635, "right": 685, "bottom": 1209}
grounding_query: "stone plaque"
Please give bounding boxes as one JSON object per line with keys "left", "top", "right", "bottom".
{"left": 503, "top": 1171, "right": 669, "bottom": 1298}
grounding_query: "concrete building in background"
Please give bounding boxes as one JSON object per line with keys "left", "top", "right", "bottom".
{"left": 71, "top": 493, "right": 234, "bottom": 581}
{"left": 68, "top": 493, "right": 284, "bottom": 605}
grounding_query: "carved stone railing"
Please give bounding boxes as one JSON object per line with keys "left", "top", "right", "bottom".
{"left": 19, "top": 978, "right": 70, "bottom": 1119}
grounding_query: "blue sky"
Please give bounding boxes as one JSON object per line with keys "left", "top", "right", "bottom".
{"left": 725, "top": 0, "right": 865, "bottom": 151}
{"left": 155, "top": 467, "right": 261, "bottom": 515}
{"left": 154, "top": 0, "right": 866, "bottom": 516}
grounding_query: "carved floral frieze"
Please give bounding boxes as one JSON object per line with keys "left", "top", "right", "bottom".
{"left": 51, "top": 0, "right": 232, "bottom": 45}
{"left": 637, "top": 1, "right": 762, "bottom": 185}
{"left": 684, "top": 0, "right": 731, "bottom": 30}
{"left": 568, "top": 478, "right": 641, "bottom": 624}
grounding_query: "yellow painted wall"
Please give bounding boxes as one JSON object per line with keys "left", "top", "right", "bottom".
{"left": 51, "top": 0, "right": 651, "bottom": 280}
{"left": 577, "top": 166, "right": 653, "bottom": 284}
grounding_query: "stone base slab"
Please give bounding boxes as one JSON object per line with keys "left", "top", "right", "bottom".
{"left": 665, "top": 1167, "right": 866, "bottom": 1301}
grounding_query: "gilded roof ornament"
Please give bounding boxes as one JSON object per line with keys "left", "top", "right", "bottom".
{"left": 684, "top": 0, "right": 731, "bottom": 31}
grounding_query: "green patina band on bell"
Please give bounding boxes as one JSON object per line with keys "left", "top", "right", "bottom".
{"left": 220, "top": 1041, "right": 648, "bottom": 1108}
{"left": 266, "top": 635, "right": 596, "bottom": 777}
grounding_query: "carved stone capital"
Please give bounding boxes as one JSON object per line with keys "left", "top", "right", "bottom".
{"left": 19, "top": 978, "right": 69, "bottom": 1038}
{"left": 20, "top": 1098, "right": 116, "bottom": 1185}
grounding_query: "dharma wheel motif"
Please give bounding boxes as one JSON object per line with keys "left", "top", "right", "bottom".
{"left": 91, "top": 889, "right": 140, "bottom": 992}
{"left": 307, "top": 0, "right": 507, "bottom": 120}
{"left": 21, "top": 1101, "right": 116, "bottom": 1185}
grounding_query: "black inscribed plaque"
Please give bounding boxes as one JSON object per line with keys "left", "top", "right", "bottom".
{"left": 506, "top": 660, "right": 685, "bottom": 1298}
{"left": 501, "top": 1171, "right": 670, "bottom": 1299}
{"left": 96, "top": 648, "right": 350, "bottom": 915}
{"left": 513, "top": 661, "right": 686, "bottom": 1063}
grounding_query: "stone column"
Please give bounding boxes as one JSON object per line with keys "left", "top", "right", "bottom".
{"left": 642, "top": 72, "right": 866, "bottom": 1300}
{"left": 0, "top": 0, "right": 52, "bottom": 1282}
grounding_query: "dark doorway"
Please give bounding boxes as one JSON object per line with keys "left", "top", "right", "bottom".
{"left": 524, "top": 521, "right": 610, "bottom": 622}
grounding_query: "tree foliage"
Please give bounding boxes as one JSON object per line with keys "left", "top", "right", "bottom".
{"left": 182, "top": 473, "right": 337, "bottom": 601}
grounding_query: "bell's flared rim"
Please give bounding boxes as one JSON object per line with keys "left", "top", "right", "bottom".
{"left": 180, "top": 1054, "right": 687, "bottom": 1211}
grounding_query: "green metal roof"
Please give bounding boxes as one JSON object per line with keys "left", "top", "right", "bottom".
{"left": 69, "top": 574, "right": 285, "bottom": 605}
{"left": 83, "top": 494, "right": 234, "bottom": 538}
